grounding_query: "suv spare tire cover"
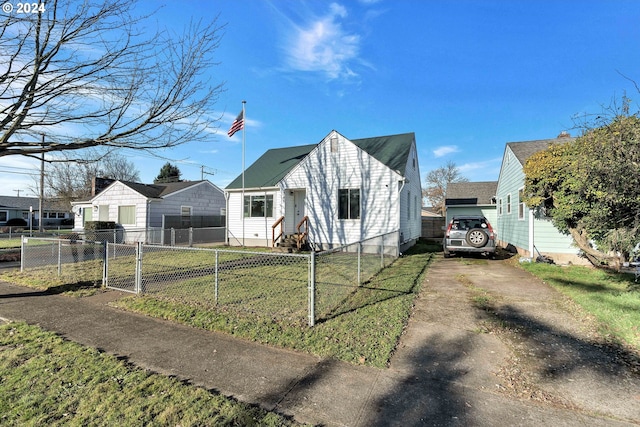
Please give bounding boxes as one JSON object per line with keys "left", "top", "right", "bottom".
{"left": 466, "top": 228, "right": 488, "bottom": 248}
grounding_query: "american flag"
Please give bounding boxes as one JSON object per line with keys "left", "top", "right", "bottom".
{"left": 227, "top": 110, "right": 244, "bottom": 137}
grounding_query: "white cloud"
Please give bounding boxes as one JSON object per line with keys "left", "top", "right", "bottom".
{"left": 432, "top": 145, "right": 459, "bottom": 158}
{"left": 458, "top": 157, "right": 503, "bottom": 181}
{"left": 283, "top": 3, "right": 361, "bottom": 80}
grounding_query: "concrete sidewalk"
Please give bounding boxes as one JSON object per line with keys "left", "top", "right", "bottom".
{"left": 0, "top": 257, "right": 638, "bottom": 426}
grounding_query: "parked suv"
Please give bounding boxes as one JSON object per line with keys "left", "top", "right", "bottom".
{"left": 443, "top": 215, "right": 496, "bottom": 258}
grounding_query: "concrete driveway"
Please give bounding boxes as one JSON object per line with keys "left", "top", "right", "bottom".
{"left": 1, "top": 254, "right": 639, "bottom": 426}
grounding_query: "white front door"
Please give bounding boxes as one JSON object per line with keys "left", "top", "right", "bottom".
{"left": 294, "top": 190, "right": 306, "bottom": 228}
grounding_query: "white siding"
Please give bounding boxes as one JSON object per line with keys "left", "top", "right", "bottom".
{"left": 89, "top": 182, "right": 149, "bottom": 229}
{"left": 226, "top": 189, "right": 282, "bottom": 246}
{"left": 281, "top": 132, "right": 402, "bottom": 246}
{"left": 398, "top": 141, "right": 422, "bottom": 244}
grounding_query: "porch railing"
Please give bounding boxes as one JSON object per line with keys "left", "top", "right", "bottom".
{"left": 296, "top": 216, "right": 309, "bottom": 249}
{"left": 272, "top": 216, "right": 285, "bottom": 248}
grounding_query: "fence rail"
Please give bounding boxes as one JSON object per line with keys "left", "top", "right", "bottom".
{"left": 20, "top": 231, "right": 400, "bottom": 326}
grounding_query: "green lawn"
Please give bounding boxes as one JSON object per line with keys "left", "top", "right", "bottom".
{"left": 0, "top": 322, "right": 303, "bottom": 426}
{"left": 114, "top": 242, "right": 434, "bottom": 367}
{"left": 519, "top": 261, "right": 640, "bottom": 350}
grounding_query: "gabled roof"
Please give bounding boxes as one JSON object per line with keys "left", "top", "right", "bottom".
{"left": 0, "top": 196, "right": 68, "bottom": 211}
{"left": 73, "top": 180, "right": 213, "bottom": 203}
{"left": 226, "top": 131, "right": 415, "bottom": 190}
{"left": 506, "top": 135, "right": 574, "bottom": 165}
{"left": 351, "top": 132, "right": 415, "bottom": 176}
{"left": 445, "top": 181, "right": 498, "bottom": 206}
{"left": 119, "top": 180, "right": 210, "bottom": 199}
{"left": 226, "top": 144, "right": 317, "bottom": 189}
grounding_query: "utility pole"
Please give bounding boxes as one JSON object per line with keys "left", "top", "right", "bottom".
{"left": 13, "top": 189, "right": 21, "bottom": 197}
{"left": 39, "top": 134, "right": 45, "bottom": 232}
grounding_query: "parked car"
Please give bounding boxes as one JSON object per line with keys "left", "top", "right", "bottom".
{"left": 443, "top": 215, "right": 496, "bottom": 258}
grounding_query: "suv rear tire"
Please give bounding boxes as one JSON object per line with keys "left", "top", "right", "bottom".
{"left": 466, "top": 228, "right": 488, "bottom": 248}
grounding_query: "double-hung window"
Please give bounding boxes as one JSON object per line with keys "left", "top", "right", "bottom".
{"left": 338, "top": 188, "right": 360, "bottom": 220}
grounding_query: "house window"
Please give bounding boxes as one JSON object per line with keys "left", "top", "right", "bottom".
{"left": 98, "top": 205, "right": 109, "bottom": 221}
{"left": 0, "top": 211, "right": 7, "bottom": 222}
{"left": 118, "top": 205, "right": 136, "bottom": 225}
{"left": 83, "top": 207, "right": 92, "bottom": 225}
{"left": 244, "top": 195, "right": 273, "bottom": 218}
{"left": 506, "top": 194, "right": 512, "bottom": 215}
{"left": 498, "top": 198, "right": 503, "bottom": 216}
{"left": 518, "top": 188, "right": 525, "bottom": 220}
{"left": 339, "top": 188, "right": 360, "bottom": 219}
{"left": 181, "top": 206, "right": 192, "bottom": 227}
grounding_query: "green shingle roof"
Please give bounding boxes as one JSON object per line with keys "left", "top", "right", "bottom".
{"left": 225, "top": 132, "right": 415, "bottom": 190}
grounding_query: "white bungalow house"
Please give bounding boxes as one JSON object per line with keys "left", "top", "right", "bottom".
{"left": 72, "top": 180, "right": 225, "bottom": 243}
{"left": 225, "top": 130, "right": 422, "bottom": 252}
{"left": 495, "top": 132, "right": 588, "bottom": 264}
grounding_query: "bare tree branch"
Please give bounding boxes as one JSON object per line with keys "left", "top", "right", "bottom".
{"left": 0, "top": 0, "right": 225, "bottom": 157}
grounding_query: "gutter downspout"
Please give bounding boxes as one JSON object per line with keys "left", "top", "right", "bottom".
{"left": 528, "top": 208, "right": 535, "bottom": 257}
{"left": 224, "top": 192, "right": 230, "bottom": 245}
{"left": 398, "top": 177, "right": 406, "bottom": 246}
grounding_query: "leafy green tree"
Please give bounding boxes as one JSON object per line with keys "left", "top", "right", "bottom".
{"left": 154, "top": 162, "right": 182, "bottom": 183}
{"left": 523, "top": 114, "right": 640, "bottom": 268}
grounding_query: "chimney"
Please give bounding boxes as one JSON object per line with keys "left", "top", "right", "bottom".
{"left": 557, "top": 131, "right": 571, "bottom": 138}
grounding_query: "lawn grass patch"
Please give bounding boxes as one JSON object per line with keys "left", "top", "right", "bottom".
{"left": 114, "top": 245, "right": 434, "bottom": 368}
{"left": 0, "top": 322, "right": 302, "bottom": 426}
{"left": 0, "top": 238, "right": 22, "bottom": 249}
{"left": 519, "top": 262, "right": 640, "bottom": 350}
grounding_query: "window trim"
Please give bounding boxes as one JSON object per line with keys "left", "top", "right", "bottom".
{"left": 243, "top": 194, "right": 274, "bottom": 218}
{"left": 518, "top": 187, "right": 525, "bottom": 220}
{"left": 0, "top": 210, "right": 7, "bottom": 222}
{"left": 498, "top": 198, "right": 503, "bottom": 216}
{"left": 117, "top": 205, "right": 136, "bottom": 225}
{"left": 338, "top": 188, "right": 360, "bottom": 220}
{"left": 506, "top": 193, "right": 512, "bottom": 215}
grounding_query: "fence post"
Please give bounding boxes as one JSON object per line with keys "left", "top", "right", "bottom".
{"left": 57, "top": 239, "right": 62, "bottom": 276}
{"left": 189, "top": 227, "right": 193, "bottom": 247}
{"left": 20, "top": 236, "right": 25, "bottom": 272}
{"left": 357, "top": 242, "right": 361, "bottom": 285}
{"left": 102, "top": 241, "right": 108, "bottom": 288}
{"left": 214, "top": 250, "right": 219, "bottom": 304}
{"left": 171, "top": 228, "right": 176, "bottom": 246}
{"left": 308, "top": 252, "right": 316, "bottom": 327}
{"left": 135, "top": 241, "right": 143, "bottom": 294}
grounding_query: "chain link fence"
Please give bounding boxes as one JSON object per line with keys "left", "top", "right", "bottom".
{"left": 20, "top": 237, "right": 104, "bottom": 286}
{"left": 19, "top": 231, "right": 400, "bottom": 326}
{"left": 314, "top": 231, "right": 399, "bottom": 320}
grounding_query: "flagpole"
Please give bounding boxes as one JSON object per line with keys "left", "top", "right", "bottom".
{"left": 241, "top": 100, "right": 246, "bottom": 247}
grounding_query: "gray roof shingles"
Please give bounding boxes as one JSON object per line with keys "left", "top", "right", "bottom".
{"left": 445, "top": 181, "right": 498, "bottom": 206}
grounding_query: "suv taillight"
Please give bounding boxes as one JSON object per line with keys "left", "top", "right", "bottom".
{"left": 486, "top": 222, "right": 495, "bottom": 240}
{"left": 445, "top": 222, "right": 452, "bottom": 238}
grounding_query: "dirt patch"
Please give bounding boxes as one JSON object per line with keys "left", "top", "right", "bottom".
{"left": 438, "top": 255, "right": 640, "bottom": 422}
{"left": 0, "top": 250, "right": 20, "bottom": 262}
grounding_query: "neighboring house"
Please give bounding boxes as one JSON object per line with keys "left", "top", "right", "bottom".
{"left": 72, "top": 180, "right": 225, "bottom": 242}
{"left": 225, "top": 130, "right": 422, "bottom": 252}
{"left": 0, "top": 195, "right": 71, "bottom": 227}
{"left": 444, "top": 181, "right": 498, "bottom": 226}
{"left": 495, "top": 133, "right": 586, "bottom": 264}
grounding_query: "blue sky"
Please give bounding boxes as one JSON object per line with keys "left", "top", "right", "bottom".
{"left": 3, "top": 0, "right": 640, "bottom": 196}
